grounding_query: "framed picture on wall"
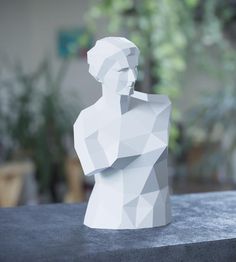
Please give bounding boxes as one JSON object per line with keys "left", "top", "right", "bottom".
{"left": 57, "top": 28, "right": 93, "bottom": 59}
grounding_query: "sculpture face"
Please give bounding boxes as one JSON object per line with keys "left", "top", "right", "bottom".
{"left": 102, "top": 55, "right": 138, "bottom": 95}
{"left": 87, "top": 37, "right": 139, "bottom": 95}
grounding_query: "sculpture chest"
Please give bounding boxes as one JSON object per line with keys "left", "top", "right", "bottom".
{"left": 94, "top": 101, "right": 161, "bottom": 160}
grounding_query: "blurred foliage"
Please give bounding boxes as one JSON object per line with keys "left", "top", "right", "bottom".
{"left": 87, "top": 0, "right": 236, "bottom": 180}
{"left": 0, "top": 59, "right": 79, "bottom": 192}
{"left": 87, "top": 0, "right": 199, "bottom": 151}
{"left": 187, "top": 0, "right": 236, "bottom": 180}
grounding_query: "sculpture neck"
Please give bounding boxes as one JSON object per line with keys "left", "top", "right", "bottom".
{"left": 102, "top": 85, "right": 131, "bottom": 114}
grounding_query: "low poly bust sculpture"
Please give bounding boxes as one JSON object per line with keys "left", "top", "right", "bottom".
{"left": 74, "top": 37, "right": 172, "bottom": 229}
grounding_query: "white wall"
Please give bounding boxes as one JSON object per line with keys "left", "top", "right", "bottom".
{"left": 0, "top": 0, "right": 32, "bottom": 63}
{"left": 0, "top": 0, "right": 220, "bottom": 115}
{"left": 0, "top": 0, "right": 101, "bottom": 108}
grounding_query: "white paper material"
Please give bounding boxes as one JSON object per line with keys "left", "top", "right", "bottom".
{"left": 74, "top": 37, "right": 172, "bottom": 229}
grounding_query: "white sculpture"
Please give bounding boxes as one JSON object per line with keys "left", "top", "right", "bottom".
{"left": 74, "top": 37, "right": 172, "bottom": 229}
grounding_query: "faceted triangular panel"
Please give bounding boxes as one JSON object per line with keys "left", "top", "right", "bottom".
{"left": 120, "top": 210, "right": 135, "bottom": 229}
{"left": 136, "top": 196, "right": 153, "bottom": 227}
{"left": 152, "top": 131, "right": 168, "bottom": 145}
{"left": 117, "top": 140, "right": 140, "bottom": 157}
{"left": 111, "top": 155, "right": 140, "bottom": 169}
{"left": 123, "top": 197, "right": 139, "bottom": 227}
{"left": 141, "top": 191, "right": 159, "bottom": 206}
{"left": 121, "top": 134, "right": 150, "bottom": 155}
{"left": 152, "top": 190, "right": 169, "bottom": 227}
{"left": 123, "top": 166, "right": 153, "bottom": 195}
{"left": 141, "top": 168, "right": 160, "bottom": 194}
{"left": 152, "top": 107, "right": 171, "bottom": 133}
{"left": 142, "top": 133, "right": 167, "bottom": 154}
{"left": 136, "top": 209, "right": 153, "bottom": 228}
{"left": 154, "top": 158, "right": 168, "bottom": 188}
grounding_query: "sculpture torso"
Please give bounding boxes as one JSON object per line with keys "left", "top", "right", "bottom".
{"left": 74, "top": 91, "right": 171, "bottom": 229}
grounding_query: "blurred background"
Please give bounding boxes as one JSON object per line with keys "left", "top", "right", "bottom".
{"left": 0, "top": 0, "right": 236, "bottom": 207}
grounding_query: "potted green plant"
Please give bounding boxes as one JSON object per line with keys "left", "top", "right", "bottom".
{"left": 0, "top": 59, "right": 80, "bottom": 201}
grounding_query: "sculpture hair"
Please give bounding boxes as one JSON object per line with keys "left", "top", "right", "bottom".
{"left": 87, "top": 37, "right": 140, "bottom": 82}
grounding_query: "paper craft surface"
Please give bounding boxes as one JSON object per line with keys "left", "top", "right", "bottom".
{"left": 74, "top": 37, "right": 172, "bottom": 229}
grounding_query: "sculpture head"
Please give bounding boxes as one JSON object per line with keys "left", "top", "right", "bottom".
{"left": 87, "top": 37, "right": 140, "bottom": 96}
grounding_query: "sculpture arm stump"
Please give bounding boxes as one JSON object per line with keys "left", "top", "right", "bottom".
{"left": 74, "top": 110, "right": 111, "bottom": 176}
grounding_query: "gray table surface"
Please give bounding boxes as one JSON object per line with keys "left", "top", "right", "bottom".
{"left": 0, "top": 191, "right": 236, "bottom": 262}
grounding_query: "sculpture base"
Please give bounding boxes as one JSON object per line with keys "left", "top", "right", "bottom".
{"left": 84, "top": 217, "right": 172, "bottom": 230}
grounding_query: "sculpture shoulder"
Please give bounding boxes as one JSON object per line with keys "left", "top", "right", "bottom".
{"left": 74, "top": 98, "right": 103, "bottom": 131}
{"left": 75, "top": 98, "right": 102, "bottom": 122}
{"left": 131, "top": 91, "right": 171, "bottom": 111}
